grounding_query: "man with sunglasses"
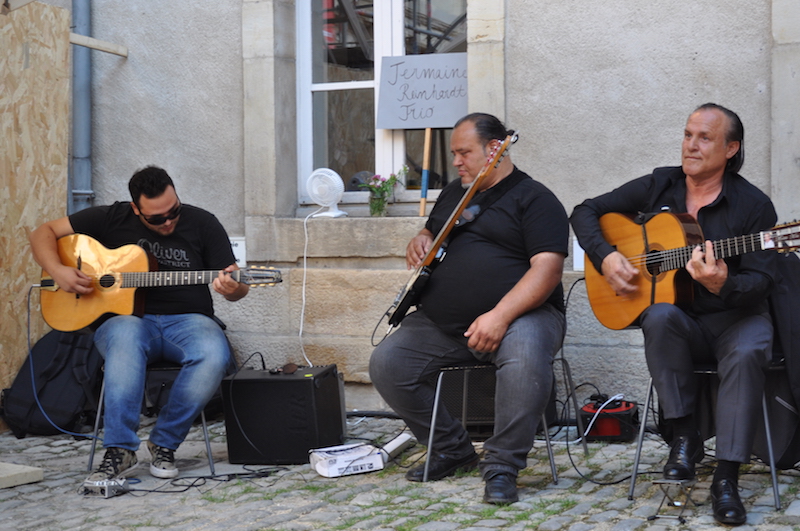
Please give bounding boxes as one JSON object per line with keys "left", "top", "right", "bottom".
{"left": 30, "top": 165, "right": 248, "bottom": 483}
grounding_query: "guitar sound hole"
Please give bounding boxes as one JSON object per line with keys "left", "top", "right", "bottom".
{"left": 99, "top": 274, "right": 116, "bottom": 288}
{"left": 645, "top": 250, "right": 663, "bottom": 277}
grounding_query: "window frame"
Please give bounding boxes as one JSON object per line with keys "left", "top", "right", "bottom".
{"left": 296, "top": 0, "right": 443, "bottom": 207}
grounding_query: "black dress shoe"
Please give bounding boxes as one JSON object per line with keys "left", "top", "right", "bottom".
{"left": 711, "top": 478, "right": 747, "bottom": 526}
{"left": 405, "top": 451, "right": 479, "bottom": 482}
{"left": 483, "top": 472, "right": 519, "bottom": 505}
{"left": 663, "top": 434, "right": 703, "bottom": 480}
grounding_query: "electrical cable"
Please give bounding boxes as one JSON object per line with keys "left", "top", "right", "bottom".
{"left": 557, "top": 277, "right": 640, "bottom": 485}
{"left": 297, "top": 207, "right": 324, "bottom": 367}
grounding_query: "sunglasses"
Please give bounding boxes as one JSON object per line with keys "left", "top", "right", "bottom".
{"left": 140, "top": 202, "right": 182, "bottom": 225}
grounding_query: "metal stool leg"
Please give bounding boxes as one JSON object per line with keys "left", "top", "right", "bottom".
{"left": 629, "top": 377, "right": 654, "bottom": 500}
{"left": 541, "top": 412, "right": 558, "bottom": 484}
{"left": 762, "top": 392, "right": 781, "bottom": 510}
{"left": 423, "top": 371, "right": 447, "bottom": 482}
{"left": 557, "top": 355, "right": 589, "bottom": 455}
{"left": 87, "top": 377, "right": 106, "bottom": 471}
{"left": 200, "top": 409, "right": 215, "bottom": 475}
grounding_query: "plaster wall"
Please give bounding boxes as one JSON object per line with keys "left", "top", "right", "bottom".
{"left": 505, "top": 0, "right": 772, "bottom": 232}
{"left": 45, "top": 0, "right": 247, "bottom": 236}
{"left": 771, "top": 0, "right": 800, "bottom": 222}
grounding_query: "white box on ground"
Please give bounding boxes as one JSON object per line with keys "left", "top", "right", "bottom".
{"left": 309, "top": 443, "right": 384, "bottom": 477}
{"left": 310, "top": 433, "right": 414, "bottom": 478}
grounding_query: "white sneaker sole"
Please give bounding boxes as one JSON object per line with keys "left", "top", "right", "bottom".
{"left": 149, "top": 464, "right": 179, "bottom": 479}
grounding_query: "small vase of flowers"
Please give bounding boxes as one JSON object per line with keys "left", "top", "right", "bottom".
{"left": 361, "top": 165, "right": 407, "bottom": 217}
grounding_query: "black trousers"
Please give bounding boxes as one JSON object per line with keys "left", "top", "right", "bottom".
{"left": 639, "top": 303, "right": 773, "bottom": 463}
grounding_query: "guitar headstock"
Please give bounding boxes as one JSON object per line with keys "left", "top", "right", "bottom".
{"left": 766, "top": 221, "right": 800, "bottom": 253}
{"left": 484, "top": 131, "right": 518, "bottom": 170}
{"left": 240, "top": 266, "right": 282, "bottom": 287}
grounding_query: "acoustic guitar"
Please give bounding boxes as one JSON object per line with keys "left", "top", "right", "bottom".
{"left": 382, "top": 132, "right": 518, "bottom": 330}
{"left": 584, "top": 212, "right": 800, "bottom": 330}
{"left": 39, "top": 234, "right": 281, "bottom": 332}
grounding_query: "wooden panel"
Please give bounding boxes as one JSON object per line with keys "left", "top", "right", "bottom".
{"left": 0, "top": 2, "right": 71, "bottom": 430}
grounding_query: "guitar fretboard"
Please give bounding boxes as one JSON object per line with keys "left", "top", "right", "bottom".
{"left": 649, "top": 232, "right": 770, "bottom": 272}
{"left": 120, "top": 270, "right": 241, "bottom": 288}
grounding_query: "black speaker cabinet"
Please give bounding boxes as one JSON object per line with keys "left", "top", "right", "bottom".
{"left": 221, "top": 364, "right": 345, "bottom": 464}
{"left": 438, "top": 365, "right": 557, "bottom": 441}
{"left": 439, "top": 366, "right": 497, "bottom": 440}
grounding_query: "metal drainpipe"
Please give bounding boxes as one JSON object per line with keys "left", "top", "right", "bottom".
{"left": 70, "top": 0, "right": 94, "bottom": 214}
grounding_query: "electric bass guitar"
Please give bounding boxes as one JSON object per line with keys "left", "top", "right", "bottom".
{"left": 584, "top": 212, "right": 800, "bottom": 330}
{"left": 39, "top": 234, "right": 281, "bottom": 332}
{"left": 382, "top": 131, "right": 519, "bottom": 330}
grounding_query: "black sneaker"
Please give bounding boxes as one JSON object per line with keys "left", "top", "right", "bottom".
{"left": 147, "top": 441, "right": 179, "bottom": 479}
{"left": 86, "top": 447, "right": 138, "bottom": 482}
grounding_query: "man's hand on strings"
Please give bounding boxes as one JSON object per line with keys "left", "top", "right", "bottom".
{"left": 686, "top": 240, "right": 728, "bottom": 295}
{"left": 601, "top": 251, "right": 639, "bottom": 297}
{"left": 50, "top": 265, "right": 93, "bottom": 295}
{"left": 406, "top": 230, "right": 434, "bottom": 269}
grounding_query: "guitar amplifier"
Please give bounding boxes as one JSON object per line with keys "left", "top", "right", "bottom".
{"left": 438, "top": 366, "right": 557, "bottom": 440}
{"left": 221, "top": 365, "right": 346, "bottom": 464}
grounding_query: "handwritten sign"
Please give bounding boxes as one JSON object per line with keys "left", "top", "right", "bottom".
{"left": 376, "top": 53, "right": 467, "bottom": 130}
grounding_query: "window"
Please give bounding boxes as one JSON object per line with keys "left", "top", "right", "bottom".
{"left": 297, "top": 1, "right": 467, "bottom": 206}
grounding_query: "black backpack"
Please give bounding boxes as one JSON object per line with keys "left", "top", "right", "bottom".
{"left": 1, "top": 330, "right": 103, "bottom": 438}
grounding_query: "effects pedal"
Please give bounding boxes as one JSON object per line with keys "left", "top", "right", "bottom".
{"left": 78, "top": 478, "right": 131, "bottom": 498}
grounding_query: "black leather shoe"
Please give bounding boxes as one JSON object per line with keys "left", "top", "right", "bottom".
{"left": 663, "top": 434, "right": 703, "bottom": 480}
{"left": 405, "top": 451, "right": 479, "bottom": 482}
{"left": 711, "top": 479, "right": 747, "bottom": 526}
{"left": 483, "top": 472, "right": 519, "bottom": 505}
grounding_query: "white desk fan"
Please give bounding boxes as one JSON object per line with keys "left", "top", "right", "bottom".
{"left": 306, "top": 168, "right": 347, "bottom": 218}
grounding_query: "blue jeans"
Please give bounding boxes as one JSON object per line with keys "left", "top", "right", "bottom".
{"left": 369, "top": 305, "right": 564, "bottom": 478}
{"left": 93, "top": 314, "right": 231, "bottom": 451}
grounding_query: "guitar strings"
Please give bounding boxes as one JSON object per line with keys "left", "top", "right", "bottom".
{"left": 620, "top": 232, "right": 765, "bottom": 273}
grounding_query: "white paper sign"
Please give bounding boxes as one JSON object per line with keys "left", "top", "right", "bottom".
{"left": 376, "top": 53, "right": 468, "bottom": 130}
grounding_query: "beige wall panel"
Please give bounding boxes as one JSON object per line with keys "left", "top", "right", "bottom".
{"left": 0, "top": 2, "right": 70, "bottom": 431}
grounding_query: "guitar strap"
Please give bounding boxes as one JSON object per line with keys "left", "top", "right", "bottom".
{"left": 449, "top": 171, "right": 528, "bottom": 237}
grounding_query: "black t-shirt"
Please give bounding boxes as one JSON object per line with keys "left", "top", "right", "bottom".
{"left": 69, "top": 202, "right": 236, "bottom": 316}
{"left": 419, "top": 167, "right": 569, "bottom": 335}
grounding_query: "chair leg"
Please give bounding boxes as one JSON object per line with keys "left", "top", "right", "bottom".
{"left": 762, "top": 392, "right": 781, "bottom": 510}
{"left": 87, "top": 377, "right": 106, "bottom": 471}
{"left": 460, "top": 369, "right": 470, "bottom": 429}
{"left": 541, "top": 412, "right": 558, "bottom": 484}
{"left": 200, "top": 409, "right": 215, "bottom": 476}
{"left": 423, "top": 371, "right": 447, "bottom": 482}
{"left": 629, "top": 377, "right": 654, "bottom": 500}
{"left": 556, "top": 355, "right": 589, "bottom": 456}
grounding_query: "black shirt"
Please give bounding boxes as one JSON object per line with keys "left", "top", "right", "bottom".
{"left": 419, "top": 167, "right": 569, "bottom": 336}
{"left": 69, "top": 202, "right": 236, "bottom": 316}
{"left": 570, "top": 166, "right": 777, "bottom": 316}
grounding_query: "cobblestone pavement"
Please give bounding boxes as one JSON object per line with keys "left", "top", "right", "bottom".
{"left": 2, "top": 414, "right": 800, "bottom": 531}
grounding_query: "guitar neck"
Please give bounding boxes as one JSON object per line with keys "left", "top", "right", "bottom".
{"left": 659, "top": 231, "right": 772, "bottom": 272}
{"left": 419, "top": 132, "right": 518, "bottom": 270}
{"left": 120, "top": 269, "right": 241, "bottom": 288}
